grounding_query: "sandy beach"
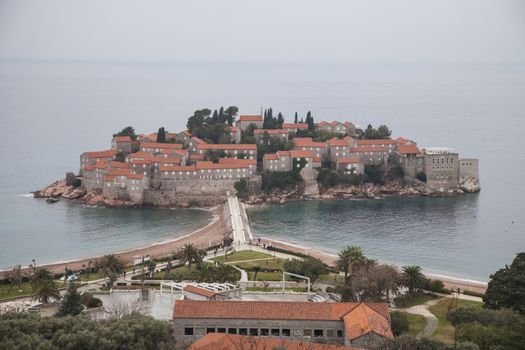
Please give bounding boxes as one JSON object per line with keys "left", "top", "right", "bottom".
{"left": 259, "top": 238, "right": 488, "bottom": 294}
{"left": 0, "top": 205, "right": 229, "bottom": 279}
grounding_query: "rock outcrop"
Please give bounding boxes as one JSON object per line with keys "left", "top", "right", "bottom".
{"left": 459, "top": 176, "right": 481, "bottom": 193}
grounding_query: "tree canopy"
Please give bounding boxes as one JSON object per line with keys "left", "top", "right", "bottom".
{"left": 113, "top": 126, "right": 137, "bottom": 140}
{"left": 186, "top": 106, "right": 239, "bottom": 143}
{"left": 363, "top": 124, "right": 391, "bottom": 139}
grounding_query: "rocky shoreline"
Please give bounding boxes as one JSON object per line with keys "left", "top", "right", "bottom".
{"left": 34, "top": 175, "right": 480, "bottom": 208}
{"left": 245, "top": 176, "right": 481, "bottom": 205}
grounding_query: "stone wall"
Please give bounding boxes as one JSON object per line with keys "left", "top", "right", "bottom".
{"left": 459, "top": 158, "right": 479, "bottom": 179}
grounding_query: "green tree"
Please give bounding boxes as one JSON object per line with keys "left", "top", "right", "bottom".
{"left": 177, "top": 244, "right": 203, "bottom": 272}
{"left": 113, "top": 126, "right": 137, "bottom": 140}
{"left": 55, "top": 282, "right": 83, "bottom": 317}
{"left": 8, "top": 264, "right": 24, "bottom": 291}
{"left": 483, "top": 252, "right": 525, "bottom": 314}
{"left": 283, "top": 257, "right": 326, "bottom": 285}
{"left": 234, "top": 178, "right": 248, "bottom": 194}
{"left": 294, "top": 112, "right": 298, "bottom": 124}
{"left": 402, "top": 265, "right": 425, "bottom": 295}
{"left": 98, "top": 254, "right": 125, "bottom": 288}
{"left": 31, "top": 278, "right": 60, "bottom": 304}
{"left": 253, "top": 266, "right": 261, "bottom": 281}
{"left": 390, "top": 311, "right": 409, "bottom": 336}
{"left": 30, "top": 268, "right": 54, "bottom": 291}
{"left": 156, "top": 127, "right": 166, "bottom": 143}
{"left": 336, "top": 245, "right": 366, "bottom": 284}
{"left": 365, "top": 165, "right": 385, "bottom": 185}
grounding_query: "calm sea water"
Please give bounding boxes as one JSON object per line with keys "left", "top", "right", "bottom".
{"left": 1, "top": 60, "right": 524, "bottom": 279}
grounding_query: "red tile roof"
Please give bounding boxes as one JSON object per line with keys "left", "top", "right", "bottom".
{"left": 290, "top": 150, "right": 314, "bottom": 158}
{"left": 196, "top": 161, "right": 251, "bottom": 170}
{"left": 343, "top": 121, "right": 354, "bottom": 127}
{"left": 264, "top": 153, "right": 279, "bottom": 160}
{"left": 130, "top": 159, "right": 152, "bottom": 165}
{"left": 355, "top": 139, "right": 396, "bottom": 146}
{"left": 107, "top": 168, "right": 132, "bottom": 176}
{"left": 218, "top": 158, "right": 256, "bottom": 165}
{"left": 107, "top": 161, "right": 129, "bottom": 169}
{"left": 293, "top": 137, "right": 327, "bottom": 148}
{"left": 190, "top": 154, "right": 204, "bottom": 160}
{"left": 191, "top": 136, "right": 208, "bottom": 144}
{"left": 254, "top": 129, "right": 289, "bottom": 135}
{"left": 160, "top": 165, "right": 196, "bottom": 172}
{"left": 184, "top": 285, "right": 217, "bottom": 298}
{"left": 197, "top": 143, "right": 257, "bottom": 150}
{"left": 337, "top": 157, "right": 361, "bottom": 164}
{"left": 84, "top": 150, "right": 117, "bottom": 158}
{"left": 343, "top": 303, "right": 393, "bottom": 340}
{"left": 140, "top": 142, "right": 183, "bottom": 149}
{"left": 112, "top": 136, "right": 132, "bottom": 142}
{"left": 103, "top": 175, "right": 116, "bottom": 182}
{"left": 239, "top": 115, "right": 263, "bottom": 122}
{"left": 83, "top": 165, "right": 96, "bottom": 171}
{"left": 152, "top": 157, "right": 181, "bottom": 164}
{"left": 189, "top": 333, "right": 354, "bottom": 350}
{"left": 350, "top": 146, "right": 387, "bottom": 153}
{"left": 398, "top": 144, "right": 420, "bottom": 155}
{"left": 224, "top": 126, "right": 239, "bottom": 132}
{"left": 282, "top": 123, "right": 308, "bottom": 129}
{"left": 128, "top": 151, "right": 154, "bottom": 160}
{"left": 328, "top": 137, "right": 352, "bottom": 147}
{"left": 127, "top": 174, "right": 145, "bottom": 180}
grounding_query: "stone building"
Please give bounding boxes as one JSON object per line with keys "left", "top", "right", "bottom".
{"left": 317, "top": 121, "right": 357, "bottom": 135}
{"left": 139, "top": 142, "right": 183, "bottom": 155}
{"left": 459, "top": 158, "right": 479, "bottom": 179}
{"left": 224, "top": 126, "right": 241, "bottom": 144}
{"left": 173, "top": 300, "right": 393, "bottom": 348}
{"left": 349, "top": 146, "right": 388, "bottom": 165}
{"left": 196, "top": 143, "right": 257, "bottom": 160}
{"left": 327, "top": 136, "right": 354, "bottom": 164}
{"left": 293, "top": 138, "right": 328, "bottom": 159}
{"left": 354, "top": 139, "right": 396, "bottom": 155}
{"left": 263, "top": 150, "right": 319, "bottom": 171}
{"left": 253, "top": 129, "right": 289, "bottom": 145}
{"left": 394, "top": 142, "right": 422, "bottom": 178}
{"left": 80, "top": 150, "right": 117, "bottom": 169}
{"left": 111, "top": 136, "right": 133, "bottom": 154}
{"left": 237, "top": 115, "right": 263, "bottom": 131}
{"left": 282, "top": 123, "right": 308, "bottom": 133}
{"left": 336, "top": 158, "right": 363, "bottom": 175}
{"left": 103, "top": 171, "right": 149, "bottom": 203}
{"left": 421, "top": 147, "right": 459, "bottom": 191}
{"left": 159, "top": 159, "right": 256, "bottom": 182}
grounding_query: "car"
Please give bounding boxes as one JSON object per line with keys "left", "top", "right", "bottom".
{"left": 61, "top": 273, "right": 79, "bottom": 282}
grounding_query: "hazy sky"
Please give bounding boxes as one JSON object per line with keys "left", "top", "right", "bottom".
{"left": 1, "top": 0, "right": 524, "bottom": 64}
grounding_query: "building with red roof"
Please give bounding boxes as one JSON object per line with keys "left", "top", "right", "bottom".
{"left": 282, "top": 123, "right": 308, "bottom": 133}
{"left": 237, "top": 114, "right": 263, "bottom": 131}
{"left": 254, "top": 129, "right": 289, "bottom": 145}
{"left": 173, "top": 300, "right": 392, "bottom": 348}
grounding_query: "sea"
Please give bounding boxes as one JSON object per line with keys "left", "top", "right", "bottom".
{"left": 0, "top": 60, "right": 524, "bottom": 280}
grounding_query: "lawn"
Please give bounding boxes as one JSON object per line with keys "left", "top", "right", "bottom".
{"left": 234, "top": 258, "right": 287, "bottom": 271}
{"left": 0, "top": 281, "right": 66, "bottom": 301}
{"left": 247, "top": 271, "right": 283, "bottom": 281}
{"left": 316, "top": 273, "right": 343, "bottom": 285}
{"left": 429, "top": 298, "right": 483, "bottom": 343}
{"left": 395, "top": 293, "right": 437, "bottom": 308}
{"left": 245, "top": 287, "right": 307, "bottom": 293}
{"left": 211, "top": 250, "right": 274, "bottom": 263}
{"left": 402, "top": 313, "right": 427, "bottom": 337}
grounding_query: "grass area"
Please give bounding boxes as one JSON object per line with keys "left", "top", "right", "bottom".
{"left": 0, "top": 281, "right": 66, "bottom": 301}
{"left": 395, "top": 293, "right": 437, "bottom": 308}
{"left": 211, "top": 250, "right": 274, "bottom": 263}
{"left": 234, "top": 258, "right": 286, "bottom": 271}
{"left": 316, "top": 273, "right": 343, "bottom": 285}
{"left": 429, "top": 298, "right": 483, "bottom": 343}
{"left": 146, "top": 264, "right": 206, "bottom": 280}
{"left": 247, "top": 271, "right": 283, "bottom": 281}
{"left": 245, "top": 287, "right": 308, "bottom": 293}
{"left": 402, "top": 313, "right": 427, "bottom": 337}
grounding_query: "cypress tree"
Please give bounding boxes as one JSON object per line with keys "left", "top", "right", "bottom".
{"left": 156, "top": 127, "right": 166, "bottom": 143}
{"left": 294, "top": 112, "right": 298, "bottom": 124}
{"left": 277, "top": 113, "right": 284, "bottom": 128}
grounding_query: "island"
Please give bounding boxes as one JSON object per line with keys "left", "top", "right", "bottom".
{"left": 35, "top": 106, "right": 480, "bottom": 208}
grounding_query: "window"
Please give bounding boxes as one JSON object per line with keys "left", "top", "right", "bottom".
{"left": 239, "top": 328, "right": 248, "bottom": 335}
{"left": 260, "top": 328, "right": 269, "bottom": 336}
{"left": 206, "top": 328, "right": 215, "bottom": 334}
{"left": 228, "top": 328, "right": 237, "bottom": 334}
{"left": 303, "top": 329, "right": 312, "bottom": 337}
{"left": 271, "top": 329, "right": 280, "bottom": 336}
{"left": 314, "top": 329, "right": 324, "bottom": 337}
{"left": 326, "top": 329, "right": 335, "bottom": 337}
{"left": 337, "top": 330, "right": 343, "bottom": 338}
{"left": 249, "top": 328, "right": 258, "bottom": 336}
{"left": 184, "top": 327, "right": 194, "bottom": 335}
{"left": 217, "top": 328, "right": 226, "bottom": 333}
{"left": 282, "top": 329, "right": 291, "bottom": 337}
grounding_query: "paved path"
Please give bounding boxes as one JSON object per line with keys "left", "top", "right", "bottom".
{"left": 397, "top": 299, "right": 440, "bottom": 339}
{"left": 228, "top": 196, "right": 248, "bottom": 244}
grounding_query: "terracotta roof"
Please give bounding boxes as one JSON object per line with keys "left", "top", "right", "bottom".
{"left": 196, "top": 161, "right": 251, "bottom": 170}
{"left": 355, "top": 139, "right": 396, "bottom": 146}
{"left": 130, "top": 159, "right": 152, "bottom": 165}
{"left": 218, "top": 158, "right": 256, "bottom": 165}
{"left": 83, "top": 165, "right": 96, "bottom": 171}
{"left": 337, "top": 157, "right": 361, "bottom": 164}
{"left": 350, "top": 146, "right": 387, "bottom": 153}
{"left": 318, "top": 121, "right": 329, "bottom": 126}
{"left": 343, "top": 121, "right": 355, "bottom": 127}
{"left": 103, "top": 175, "right": 116, "bottom": 182}
{"left": 330, "top": 121, "right": 342, "bottom": 126}
{"left": 343, "top": 304, "right": 393, "bottom": 340}
{"left": 264, "top": 153, "right": 279, "bottom": 161}
{"left": 160, "top": 165, "right": 196, "bottom": 172}
{"left": 127, "top": 174, "right": 145, "bottom": 180}
{"left": 239, "top": 115, "right": 262, "bottom": 122}
{"left": 189, "top": 333, "right": 354, "bottom": 350}
{"left": 107, "top": 168, "right": 132, "bottom": 176}
{"left": 190, "top": 154, "right": 204, "bottom": 160}
{"left": 328, "top": 137, "right": 352, "bottom": 147}
{"left": 84, "top": 150, "right": 117, "bottom": 158}
{"left": 224, "top": 126, "right": 239, "bottom": 132}
{"left": 184, "top": 285, "right": 217, "bottom": 298}
{"left": 293, "top": 137, "right": 327, "bottom": 148}
{"left": 128, "top": 151, "right": 154, "bottom": 160}
{"left": 166, "top": 132, "right": 177, "bottom": 140}
{"left": 398, "top": 144, "right": 420, "bottom": 155}
{"left": 140, "top": 142, "right": 183, "bottom": 149}
{"left": 197, "top": 143, "right": 257, "bottom": 150}
{"left": 152, "top": 157, "right": 181, "bottom": 164}
{"left": 313, "top": 157, "right": 322, "bottom": 162}
{"left": 94, "top": 159, "right": 110, "bottom": 169}
{"left": 107, "top": 161, "right": 129, "bottom": 169}
{"left": 112, "top": 136, "right": 132, "bottom": 142}
{"left": 290, "top": 150, "right": 314, "bottom": 158}
{"left": 276, "top": 150, "right": 292, "bottom": 157}
{"left": 180, "top": 130, "right": 193, "bottom": 137}
{"left": 282, "top": 123, "right": 308, "bottom": 129}
{"left": 254, "top": 129, "right": 289, "bottom": 135}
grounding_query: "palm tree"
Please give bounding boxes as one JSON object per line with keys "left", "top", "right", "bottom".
{"left": 99, "top": 254, "right": 125, "bottom": 288}
{"left": 336, "top": 245, "right": 366, "bottom": 284}
{"left": 177, "top": 244, "right": 201, "bottom": 272}
{"left": 192, "top": 262, "right": 213, "bottom": 282}
{"left": 402, "top": 265, "right": 425, "bottom": 295}
{"left": 30, "top": 268, "right": 60, "bottom": 304}
{"left": 8, "top": 265, "right": 24, "bottom": 291}
{"left": 253, "top": 266, "right": 261, "bottom": 281}
{"left": 214, "top": 264, "right": 238, "bottom": 283}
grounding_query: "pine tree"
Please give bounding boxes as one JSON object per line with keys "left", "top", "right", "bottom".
{"left": 294, "top": 112, "right": 298, "bottom": 124}
{"left": 218, "top": 106, "right": 225, "bottom": 123}
{"left": 306, "top": 111, "right": 315, "bottom": 130}
{"left": 212, "top": 110, "right": 219, "bottom": 123}
{"left": 55, "top": 282, "right": 83, "bottom": 317}
{"left": 156, "top": 127, "right": 166, "bottom": 143}
{"left": 277, "top": 113, "right": 284, "bottom": 128}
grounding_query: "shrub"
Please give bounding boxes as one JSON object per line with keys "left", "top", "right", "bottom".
{"left": 390, "top": 311, "right": 409, "bottom": 336}
{"left": 422, "top": 278, "right": 446, "bottom": 293}
{"left": 79, "top": 292, "right": 103, "bottom": 309}
{"left": 387, "top": 165, "right": 405, "bottom": 180}
{"left": 261, "top": 171, "right": 302, "bottom": 192}
{"left": 234, "top": 178, "right": 247, "bottom": 193}
{"left": 365, "top": 165, "right": 385, "bottom": 184}
{"left": 340, "top": 173, "right": 363, "bottom": 186}
{"left": 416, "top": 172, "right": 427, "bottom": 182}
{"left": 317, "top": 168, "right": 340, "bottom": 188}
